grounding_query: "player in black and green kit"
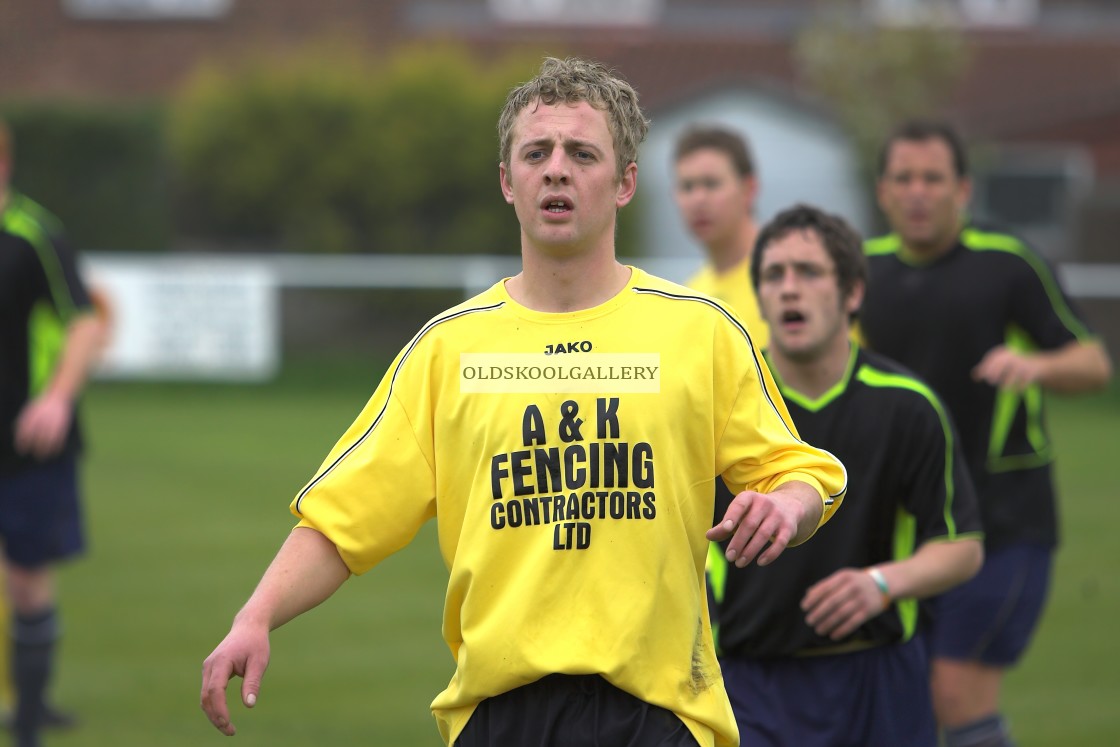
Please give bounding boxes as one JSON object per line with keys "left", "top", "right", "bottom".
{"left": 709, "top": 204, "right": 983, "bottom": 747}
{"left": 0, "top": 118, "right": 106, "bottom": 747}
{"left": 861, "top": 120, "right": 1113, "bottom": 747}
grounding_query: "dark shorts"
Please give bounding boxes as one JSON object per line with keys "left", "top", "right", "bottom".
{"left": 455, "top": 674, "right": 699, "bottom": 747}
{"left": 929, "top": 541, "right": 1052, "bottom": 666}
{"left": 720, "top": 637, "right": 936, "bottom": 747}
{"left": 0, "top": 457, "right": 86, "bottom": 568}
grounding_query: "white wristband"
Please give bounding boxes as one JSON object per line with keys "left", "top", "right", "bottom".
{"left": 867, "top": 568, "right": 891, "bottom": 609}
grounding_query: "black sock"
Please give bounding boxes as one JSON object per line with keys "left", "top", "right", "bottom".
{"left": 11, "top": 608, "right": 59, "bottom": 740}
{"left": 943, "top": 714, "right": 1016, "bottom": 747}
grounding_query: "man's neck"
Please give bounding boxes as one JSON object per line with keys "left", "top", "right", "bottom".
{"left": 899, "top": 220, "right": 965, "bottom": 262}
{"left": 768, "top": 336, "right": 853, "bottom": 401}
{"left": 707, "top": 218, "right": 757, "bottom": 273}
{"left": 507, "top": 244, "right": 631, "bottom": 313}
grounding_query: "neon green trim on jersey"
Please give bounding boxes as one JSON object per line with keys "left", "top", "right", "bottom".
{"left": 856, "top": 363, "right": 960, "bottom": 538}
{"left": 2, "top": 196, "right": 78, "bottom": 397}
{"left": 863, "top": 234, "right": 901, "bottom": 256}
{"left": 986, "top": 325, "right": 1052, "bottom": 472}
{"left": 892, "top": 507, "right": 919, "bottom": 641}
{"left": 863, "top": 232, "right": 944, "bottom": 267}
{"left": 960, "top": 227, "right": 1094, "bottom": 342}
{"left": 28, "top": 301, "right": 65, "bottom": 397}
{"left": 768, "top": 344, "right": 859, "bottom": 412}
{"left": 706, "top": 541, "right": 727, "bottom": 605}
{"left": 12, "top": 193, "right": 64, "bottom": 236}
{"left": 706, "top": 541, "right": 727, "bottom": 653}
{"left": 1, "top": 201, "right": 78, "bottom": 322}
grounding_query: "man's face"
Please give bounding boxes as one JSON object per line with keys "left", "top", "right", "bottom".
{"left": 499, "top": 100, "right": 636, "bottom": 256}
{"left": 672, "top": 147, "right": 752, "bottom": 249}
{"left": 756, "top": 229, "right": 860, "bottom": 363}
{"left": 877, "top": 138, "right": 971, "bottom": 254}
{"left": 673, "top": 148, "right": 755, "bottom": 248}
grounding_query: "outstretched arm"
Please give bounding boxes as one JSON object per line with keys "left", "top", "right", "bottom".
{"left": 973, "top": 339, "right": 1112, "bottom": 394}
{"left": 801, "top": 537, "right": 983, "bottom": 641}
{"left": 200, "top": 527, "right": 351, "bottom": 736}
{"left": 707, "top": 480, "right": 824, "bottom": 568}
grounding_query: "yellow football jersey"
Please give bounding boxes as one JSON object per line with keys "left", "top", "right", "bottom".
{"left": 292, "top": 267, "right": 845, "bottom": 747}
{"left": 685, "top": 255, "right": 769, "bottom": 350}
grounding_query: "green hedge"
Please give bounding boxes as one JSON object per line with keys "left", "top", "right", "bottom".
{"left": 170, "top": 42, "right": 549, "bottom": 255}
{"left": 2, "top": 43, "right": 646, "bottom": 258}
{"left": 1, "top": 102, "right": 170, "bottom": 251}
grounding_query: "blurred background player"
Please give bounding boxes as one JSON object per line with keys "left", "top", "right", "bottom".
{"left": 0, "top": 118, "right": 107, "bottom": 747}
{"left": 200, "top": 57, "right": 847, "bottom": 747}
{"left": 673, "top": 124, "right": 768, "bottom": 348}
{"left": 709, "top": 203, "right": 983, "bottom": 747}
{"left": 861, "top": 120, "right": 1113, "bottom": 747}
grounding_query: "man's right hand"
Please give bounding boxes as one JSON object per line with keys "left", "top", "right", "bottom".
{"left": 200, "top": 621, "right": 271, "bottom": 736}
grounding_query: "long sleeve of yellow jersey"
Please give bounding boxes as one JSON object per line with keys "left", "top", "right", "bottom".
{"left": 713, "top": 320, "right": 847, "bottom": 535}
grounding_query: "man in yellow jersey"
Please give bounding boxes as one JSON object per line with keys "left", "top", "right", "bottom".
{"left": 674, "top": 125, "right": 768, "bottom": 347}
{"left": 200, "top": 57, "right": 847, "bottom": 747}
{"left": 0, "top": 118, "right": 106, "bottom": 747}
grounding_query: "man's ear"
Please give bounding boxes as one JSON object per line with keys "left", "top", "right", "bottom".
{"left": 500, "top": 161, "right": 514, "bottom": 205}
{"left": 615, "top": 162, "right": 638, "bottom": 209}
{"left": 955, "top": 176, "right": 972, "bottom": 213}
{"left": 845, "top": 279, "right": 866, "bottom": 318}
{"left": 742, "top": 175, "right": 759, "bottom": 213}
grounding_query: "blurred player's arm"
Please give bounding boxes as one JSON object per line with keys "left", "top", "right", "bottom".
{"left": 14, "top": 312, "right": 108, "bottom": 459}
{"left": 801, "top": 537, "right": 983, "bottom": 641}
{"left": 973, "top": 338, "right": 1112, "bottom": 394}
{"left": 200, "top": 527, "right": 350, "bottom": 736}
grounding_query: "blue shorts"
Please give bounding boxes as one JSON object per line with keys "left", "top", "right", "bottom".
{"left": 0, "top": 457, "right": 86, "bottom": 568}
{"left": 721, "top": 637, "right": 936, "bottom": 747}
{"left": 929, "top": 542, "right": 1052, "bottom": 666}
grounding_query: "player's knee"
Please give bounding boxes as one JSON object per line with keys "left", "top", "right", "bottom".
{"left": 5, "top": 573, "right": 54, "bottom": 616}
{"left": 931, "top": 660, "right": 1003, "bottom": 725}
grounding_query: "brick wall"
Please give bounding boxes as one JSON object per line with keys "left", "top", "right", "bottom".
{"left": 0, "top": 0, "right": 400, "bottom": 99}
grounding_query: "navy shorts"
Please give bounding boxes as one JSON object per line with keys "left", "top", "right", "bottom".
{"left": 455, "top": 674, "right": 699, "bottom": 747}
{"left": 721, "top": 637, "right": 936, "bottom": 747}
{"left": 0, "top": 457, "right": 86, "bottom": 568}
{"left": 929, "top": 542, "right": 1052, "bottom": 666}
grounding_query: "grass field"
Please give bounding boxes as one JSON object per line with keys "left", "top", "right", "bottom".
{"left": 39, "top": 358, "right": 1120, "bottom": 746}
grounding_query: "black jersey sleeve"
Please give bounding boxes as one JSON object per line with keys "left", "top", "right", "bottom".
{"left": 46, "top": 231, "right": 94, "bottom": 319}
{"left": 1007, "top": 245, "right": 1094, "bottom": 350}
{"left": 896, "top": 383, "right": 983, "bottom": 543}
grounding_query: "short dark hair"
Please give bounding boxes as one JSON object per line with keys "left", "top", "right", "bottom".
{"left": 877, "top": 119, "right": 969, "bottom": 178}
{"left": 673, "top": 125, "right": 754, "bottom": 177}
{"left": 751, "top": 204, "right": 868, "bottom": 318}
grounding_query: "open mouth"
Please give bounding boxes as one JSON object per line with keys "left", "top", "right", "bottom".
{"left": 781, "top": 310, "right": 806, "bottom": 327}
{"left": 543, "top": 199, "right": 572, "bottom": 214}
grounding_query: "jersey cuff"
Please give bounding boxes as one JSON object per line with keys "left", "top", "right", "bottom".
{"left": 292, "top": 518, "right": 366, "bottom": 575}
{"left": 771, "top": 473, "right": 830, "bottom": 532}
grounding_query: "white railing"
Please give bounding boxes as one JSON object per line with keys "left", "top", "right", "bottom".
{"left": 82, "top": 253, "right": 1120, "bottom": 381}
